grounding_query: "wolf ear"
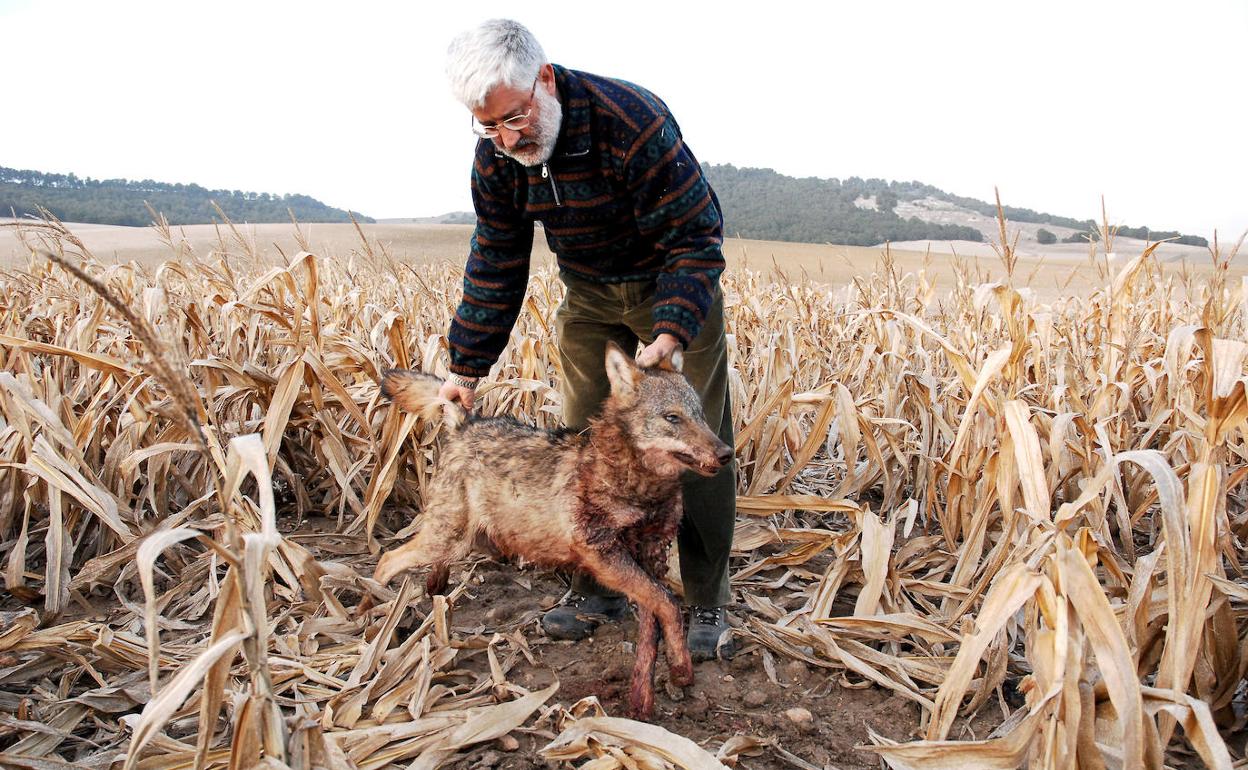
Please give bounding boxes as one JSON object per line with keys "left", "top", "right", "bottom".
{"left": 656, "top": 348, "right": 683, "bottom": 373}
{"left": 604, "top": 341, "right": 641, "bottom": 397}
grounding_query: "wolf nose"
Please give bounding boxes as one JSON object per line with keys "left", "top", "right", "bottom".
{"left": 715, "top": 445, "right": 734, "bottom": 465}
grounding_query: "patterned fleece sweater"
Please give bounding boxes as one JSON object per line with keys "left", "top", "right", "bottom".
{"left": 448, "top": 64, "right": 725, "bottom": 378}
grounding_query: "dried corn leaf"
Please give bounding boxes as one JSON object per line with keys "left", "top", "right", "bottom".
{"left": 542, "top": 715, "right": 729, "bottom": 770}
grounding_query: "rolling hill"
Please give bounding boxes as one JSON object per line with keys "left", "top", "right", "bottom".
{"left": 703, "top": 164, "right": 1207, "bottom": 248}
{"left": 0, "top": 166, "right": 372, "bottom": 227}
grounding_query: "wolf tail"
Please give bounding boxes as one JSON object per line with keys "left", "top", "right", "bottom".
{"left": 379, "top": 369, "right": 468, "bottom": 429}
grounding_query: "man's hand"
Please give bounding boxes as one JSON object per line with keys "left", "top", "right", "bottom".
{"left": 439, "top": 379, "right": 477, "bottom": 410}
{"left": 636, "top": 333, "right": 683, "bottom": 368}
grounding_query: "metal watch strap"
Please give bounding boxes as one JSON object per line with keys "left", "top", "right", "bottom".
{"left": 446, "top": 373, "right": 480, "bottom": 390}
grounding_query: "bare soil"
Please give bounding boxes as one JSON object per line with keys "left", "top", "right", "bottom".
{"left": 438, "top": 566, "right": 922, "bottom": 769}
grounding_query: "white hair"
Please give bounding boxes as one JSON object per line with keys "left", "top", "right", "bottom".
{"left": 446, "top": 19, "right": 547, "bottom": 110}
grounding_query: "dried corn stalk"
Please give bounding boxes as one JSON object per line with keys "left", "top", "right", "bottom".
{"left": 0, "top": 217, "right": 1246, "bottom": 768}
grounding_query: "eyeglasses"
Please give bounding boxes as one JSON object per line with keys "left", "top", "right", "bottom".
{"left": 471, "top": 75, "right": 539, "bottom": 138}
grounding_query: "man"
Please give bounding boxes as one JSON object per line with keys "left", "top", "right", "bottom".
{"left": 437, "top": 18, "right": 735, "bottom": 660}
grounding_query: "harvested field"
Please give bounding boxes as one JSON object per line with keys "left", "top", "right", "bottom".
{"left": 7, "top": 219, "right": 1237, "bottom": 302}
{"left": 1, "top": 216, "right": 1247, "bottom": 769}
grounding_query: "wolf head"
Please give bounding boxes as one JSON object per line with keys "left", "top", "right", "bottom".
{"left": 602, "top": 341, "right": 733, "bottom": 477}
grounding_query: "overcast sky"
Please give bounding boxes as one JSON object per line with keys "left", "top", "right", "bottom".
{"left": 2, "top": 0, "right": 1244, "bottom": 240}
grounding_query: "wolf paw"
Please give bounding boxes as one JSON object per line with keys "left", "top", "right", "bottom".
{"left": 669, "top": 661, "right": 694, "bottom": 688}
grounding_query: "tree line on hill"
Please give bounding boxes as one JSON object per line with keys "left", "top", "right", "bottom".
{"left": 0, "top": 167, "right": 372, "bottom": 226}
{"left": 704, "top": 165, "right": 985, "bottom": 246}
{"left": 704, "top": 164, "right": 1208, "bottom": 248}
{"left": 930, "top": 186, "right": 1207, "bottom": 246}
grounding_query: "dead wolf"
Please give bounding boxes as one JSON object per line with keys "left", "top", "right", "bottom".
{"left": 373, "top": 341, "right": 733, "bottom": 719}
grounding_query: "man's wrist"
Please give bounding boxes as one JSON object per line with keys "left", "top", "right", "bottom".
{"left": 446, "top": 372, "right": 480, "bottom": 391}
{"left": 657, "top": 332, "right": 683, "bottom": 349}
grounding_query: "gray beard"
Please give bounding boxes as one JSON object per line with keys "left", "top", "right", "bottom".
{"left": 497, "top": 87, "right": 563, "bottom": 166}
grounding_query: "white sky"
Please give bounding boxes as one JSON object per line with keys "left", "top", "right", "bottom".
{"left": 2, "top": 0, "right": 1245, "bottom": 240}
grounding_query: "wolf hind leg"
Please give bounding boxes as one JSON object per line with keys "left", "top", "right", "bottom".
{"left": 426, "top": 561, "right": 451, "bottom": 595}
{"left": 373, "top": 504, "right": 472, "bottom": 588}
{"left": 373, "top": 535, "right": 430, "bottom": 586}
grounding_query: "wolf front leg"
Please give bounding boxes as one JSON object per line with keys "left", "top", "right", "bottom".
{"left": 580, "top": 548, "right": 694, "bottom": 718}
{"left": 629, "top": 606, "right": 660, "bottom": 719}
{"left": 633, "top": 509, "right": 691, "bottom": 688}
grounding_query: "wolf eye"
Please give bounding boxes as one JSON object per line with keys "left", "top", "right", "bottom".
{"left": 664, "top": 413, "right": 682, "bottom": 424}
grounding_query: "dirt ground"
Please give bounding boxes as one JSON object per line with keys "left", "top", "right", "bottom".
{"left": 439, "top": 573, "right": 921, "bottom": 769}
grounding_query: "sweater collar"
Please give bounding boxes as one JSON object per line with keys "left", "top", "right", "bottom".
{"left": 549, "top": 64, "right": 593, "bottom": 158}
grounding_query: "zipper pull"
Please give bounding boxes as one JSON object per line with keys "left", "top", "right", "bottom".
{"left": 541, "top": 163, "right": 549, "bottom": 179}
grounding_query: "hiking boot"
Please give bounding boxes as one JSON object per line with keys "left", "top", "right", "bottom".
{"left": 540, "top": 592, "right": 629, "bottom": 641}
{"left": 687, "top": 605, "right": 734, "bottom": 661}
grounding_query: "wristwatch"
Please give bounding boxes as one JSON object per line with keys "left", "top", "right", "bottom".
{"left": 446, "top": 373, "right": 480, "bottom": 391}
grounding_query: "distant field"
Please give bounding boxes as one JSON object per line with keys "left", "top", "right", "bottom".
{"left": 2, "top": 220, "right": 1240, "bottom": 299}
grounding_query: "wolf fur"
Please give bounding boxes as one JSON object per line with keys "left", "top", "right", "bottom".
{"left": 373, "top": 341, "right": 733, "bottom": 719}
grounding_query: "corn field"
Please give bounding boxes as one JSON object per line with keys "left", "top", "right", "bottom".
{"left": 1, "top": 216, "right": 1247, "bottom": 769}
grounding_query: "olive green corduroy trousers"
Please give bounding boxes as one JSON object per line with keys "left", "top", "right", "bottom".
{"left": 554, "top": 273, "right": 736, "bottom": 608}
